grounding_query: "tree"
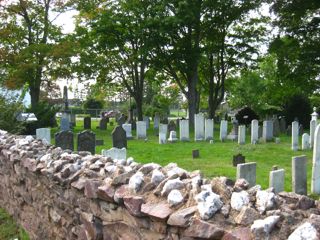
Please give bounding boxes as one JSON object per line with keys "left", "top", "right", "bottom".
{"left": 0, "top": 0, "right": 74, "bottom": 110}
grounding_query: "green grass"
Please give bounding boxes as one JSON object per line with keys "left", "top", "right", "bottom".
{"left": 52, "top": 119, "right": 315, "bottom": 194}
{"left": 0, "top": 208, "right": 29, "bottom": 240}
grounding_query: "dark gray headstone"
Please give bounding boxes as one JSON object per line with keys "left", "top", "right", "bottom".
{"left": 273, "top": 118, "right": 280, "bottom": 137}
{"left": 280, "top": 118, "right": 286, "bottom": 133}
{"left": 55, "top": 131, "right": 74, "bottom": 151}
{"left": 192, "top": 149, "right": 199, "bottom": 159}
{"left": 84, "top": 117, "right": 91, "bottom": 129}
{"left": 286, "top": 125, "right": 292, "bottom": 136}
{"left": 168, "top": 120, "right": 177, "bottom": 133}
{"left": 60, "top": 115, "right": 70, "bottom": 131}
{"left": 233, "top": 154, "right": 246, "bottom": 167}
{"left": 99, "top": 118, "right": 107, "bottom": 130}
{"left": 112, "top": 126, "right": 127, "bottom": 149}
{"left": 77, "top": 130, "right": 96, "bottom": 154}
{"left": 117, "top": 115, "right": 127, "bottom": 126}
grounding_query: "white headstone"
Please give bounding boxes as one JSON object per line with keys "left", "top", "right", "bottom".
{"left": 251, "top": 119, "right": 259, "bottom": 144}
{"left": 102, "top": 147, "right": 127, "bottom": 161}
{"left": 143, "top": 116, "right": 150, "bottom": 129}
{"left": 262, "top": 120, "right": 273, "bottom": 141}
{"left": 154, "top": 115, "right": 160, "bottom": 129}
{"left": 122, "top": 124, "right": 133, "bottom": 139}
{"left": 205, "top": 119, "right": 214, "bottom": 141}
{"left": 136, "top": 121, "right": 147, "bottom": 139}
{"left": 36, "top": 128, "right": 51, "bottom": 144}
{"left": 159, "top": 124, "right": 168, "bottom": 137}
{"left": 238, "top": 125, "right": 246, "bottom": 145}
{"left": 269, "top": 169, "right": 285, "bottom": 193}
{"left": 220, "top": 120, "right": 228, "bottom": 142}
{"left": 179, "top": 119, "right": 189, "bottom": 141}
{"left": 311, "top": 107, "right": 318, "bottom": 121}
{"left": 310, "top": 119, "right": 316, "bottom": 148}
{"left": 159, "top": 132, "right": 167, "bottom": 144}
{"left": 292, "top": 121, "right": 299, "bottom": 151}
{"left": 312, "top": 124, "right": 320, "bottom": 194}
{"left": 168, "top": 131, "right": 178, "bottom": 142}
{"left": 194, "top": 113, "right": 205, "bottom": 141}
{"left": 302, "top": 133, "right": 310, "bottom": 150}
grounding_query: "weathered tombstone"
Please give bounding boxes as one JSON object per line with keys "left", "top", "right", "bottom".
{"left": 154, "top": 114, "right": 160, "bottom": 129}
{"left": 292, "top": 155, "right": 307, "bottom": 195}
{"left": 302, "top": 133, "right": 310, "bottom": 150}
{"left": 205, "top": 118, "right": 214, "bottom": 141}
{"left": 275, "top": 138, "right": 280, "bottom": 144}
{"left": 60, "top": 114, "right": 70, "bottom": 131}
{"left": 179, "top": 119, "right": 189, "bottom": 141}
{"left": 194, "top": 113, "right": 205, "bottom": 141}
{"left": 233, "top": 154, "right": 245, "bottom": 167}
{"left": 112, "top": 126, "right": 127, "bottom": 149}
{"left": 292, "top": 121, "right": 299, "bottom": 151}
{"left": 168, "top": 120, "right": 177, "bottom": 133}
{"left": 117, "top": 114, "right": 127, "bottom": 126}
{"left": 192, "top": 149, "right": 199, "bottom": 159}
{"left": 280, "top": 118, "right": 286, "bottom": 133}
{"left": 286, "top": 125, "right": 292, "bottom": 136}
{"left": 273, "top": 118, "right": 280, "bottom": 137}
{"left": 227, "top": 120, "right": 238, "bottom": 141}
{"left": 251, "top": 119, "right": 259, "bottom": 144}
{"left": 220, "top": 120, "right": 228, "bottom": 141}
{"left": 269, "top": 169, "right": 285, "bottom": 193}
{"left": 143, "top": 116, "right": 150, "bottom": 129}
{"left": 168, "top": 131, "right": 178, "bottom": 142}
{"left": 84, "top": 116, "right": 91, "bottom": 129}
{"left": 102, "top": 147, "right": 126, "bottom": 160}
{"left": 298, "top": 124, "right": 304, "bottom": 136}
{"left": 159, "top": 124, "right": 168, "bottom": 138}
{"left": 122, "top": 124, "right": 133, "bottom": 139}
{"left": 55, "top": 131, "right": 74, "bottom": 151}
{"left": 262, "top": 120, "right": 273, "bottom": 142}
{"left": 36, "top": 128, "right": 51, "bottom": 144}
{"left": 238, "top": 125, "right": 246, "bottom": 145}
{"left": 159, "top": 132, "right": 167, "bottom": 144}
{"left": 258, "top": 125, "right": 262, "bottom": 138}
{"left": 99, "top": 118, "right": 107, "bottom": 130}
{"left": 69, "top": 113, "right": 76, "bottom": 127}
{"left": 312, "top": 125, "right": 320, "bottom": 194}
{"left": 236, "top": 162, "right": 256, "bottom": 187}
{"left": 310, "top": 119, "right": 316, "bottom": 148}
{"left": 77, "top": 130, "right": 96, "bottom": 154}
{"left": 136, "top": 121, "right": 147, "bottom": 139}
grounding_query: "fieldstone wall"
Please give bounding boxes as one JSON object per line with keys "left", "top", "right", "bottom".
{"left": 1, "top": 130, "right": 320, "bottom": 240}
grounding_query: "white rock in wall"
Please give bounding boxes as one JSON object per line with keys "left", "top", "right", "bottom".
{"left": 151, "top": 169, "right": 165, "bottom": 185}
{"left": 126, "top": 157, "right": 134, "bottom": 165}
{"left": 288, "top": 222, "right": 319, "bottom": 240}
{"left": 231, "top": 191, "right": 250, "bottom": 211}
{"left": 256, "top": 190, "right": 275, "bottom": 213}
{"left": 0, "top": 129, "right": 8, "bottom": 135}
{"left": 197, "top": 192, "right": 223, "bottom": 220}
{"left": 195, "top": 190, "right": 212, "bottom": 202}
{"left": 128, "top": 172, "right": 144, "bottom": 193}
{"left": 167, "top": 189, "right": 184, "bottom": 206}
{"left": 25, "top": 135, "right": 34, "bottom": 142}
{"left": 161, "top": 178, "right": 185, "bottom": 196}
{"left": 167, "top": 167, "right": 187, "bottom": 177}
{"left": 251, "top": 215, "right": 280, "bottom": 235}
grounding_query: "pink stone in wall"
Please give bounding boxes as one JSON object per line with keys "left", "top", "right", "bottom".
{"left": 141, "top": 202, "right": 174, "bottom": 221}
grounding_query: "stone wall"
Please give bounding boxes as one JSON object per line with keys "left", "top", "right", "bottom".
{"left": 1, "top": 130, "right": 320, "bottom": 240}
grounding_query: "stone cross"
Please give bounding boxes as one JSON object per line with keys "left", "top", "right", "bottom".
{"left": 236, "top": 162, "right": 256, "bottom": 187}
{"left": 269, "top": 169, "right": 285, "bottom": 193}
{"left": 136, "top": 121, "right": 147, "bottom": 139}
{"left": 220, "top": 120, "right": 228, "bottom": 141}
{"left": 179, "top": 119, "right": 189, "bottom": 141}
{"left": 55, "top": 131, "right": 74, "bottom": 151}
{"left": 205, "top": 118, "right": 214, "bottom": 141}
{"left": 292, "top": 121, "right": 299, "bottom": 151}
{"left": 60, "top": 114, "right": 70, "bottom": 131}
{"left": 262, "top": 120, "right": 273, "bottom": 142}
{"left": 312, "top": 125, "right": 320, "bottom": 194}
{"left": 77, "top": 130, "right": 96, "bottom": 154}
{"left": 102, "top": 147, "right": 127, "bottom": 161}
{"left": 63, "top": 85, "right": 69, "bottom": 111}
{"left": 310, "top": 119, "right": 316, "bottom": 148}
{"left": 112, "top": 126, "right": 127, "bottom": 149}
{"left": 238, "top": 125, "right": 246, "bottom": 145}
{"left": 84, "top": 116, "right": 91, "bottom": 129}
{"left": 122, "top": 124, "right": 133, "bottom": 139}
{"left": 251, "top": 119, "right": 259, "bottom": 144}
{"left": 302, "top": 133, "right": 310, "bottom": 150}
{"left": 293, "top": 155, "right": 307, "bottom": 195}
{"left": 194, "top": 113, "right": 205, "bottom": 141}
{"left": 36, "top": 128, "right": 51, "bottom": 144}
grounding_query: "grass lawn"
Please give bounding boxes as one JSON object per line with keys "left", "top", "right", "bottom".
{"left": 51, "top": 119, "right": 315, "bottom": 194}
{"left": 0, "top": 208, "right": 29, "bottom": 240}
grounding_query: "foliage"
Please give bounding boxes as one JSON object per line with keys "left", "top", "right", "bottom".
{"left": 83, "top": 98, "right": 105, "bottom": 110}
{"left": 0, "top": 92, "right": 25, "bottom": 134}
{"left": 235, "top": 107, "right": 259, "bottom": 125}
{"left": 0, "top": 208, "right": 29, "bottom": 240}
{"left": 282, "top": 94, "right": 311, "bottom": 127}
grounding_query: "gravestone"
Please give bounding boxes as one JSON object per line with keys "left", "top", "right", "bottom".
{"left": 227, "top": 120, "right": 238, "bottom": 141}
{"left": 122, "top": 124, "right": 133, "bottom": 139}
{"left": 154, "top": 114, "right": 160, "bottom": 129}
{"left": 137, "top": 121, "right": 147, "bottom": 139}
{"left": 233, "top": 154, "right": 245, "bottom": 167}
{"left": 194, "top": 113, "right": 205, "bottom": 141}
{"left": 299, "top": 124, "right": 304, "bottom": 136}
{"left": 311, "top": 107, "right": 318, "bottom": 121}
{"left": 168, "top": 131, "right": 178, "bottom": 143}
{"left": 262, "top": 120, "right": 273, "bottom": 142}
{"left": 238, "top": 125, "right": 246, "bottom": 145}
{"left": 292, "top": 121, "right": 299, "bottom": 151}
{"left": 310, "top": 119, "right": 316, "bottom": 148}
{"left": 205, "top": 118, "right": 214, "bottom": 141}
{"left": 55, "top": 131, "right": 74, "bottom": 151}
{"left": 77, "top": 130, "right": 96, "bottom": 154}
{"left": 112, "top": 126, "right": 127, "bottom": 149}
{"left": 192, "top": 149, "right": 199, "bottom": 159}
{"left": 286, "top": 125, "right": 292, "bottom": 136}
{"left": 36, "top": 128, "right": 51, "bottom": 144}
{"left": 102, "top": 147, "right": 126, "bottom": 160}
{"left": 168, "top": 120, "right": 177, "bottom": 133}
{"left": 220, "top": 120, "right": 228, "bottom": 141}
{"left": 159, "top": 124, "right": 168, "bottom": 138}
{"left": 258, "top": 126, "right": 262, "bottom": 138}
{"left": 84, "top": 117, "right": 91, "bottom": 129}
{"left": 236, "top": 162, "right": 256, "bottom": 187}
{"left": 159, "top": 132, "right": 167, "bottom": 144}
{"left": 143, "top": 116, "right": 150, "bottom": 129}
{"left": 280, "top": 118, "right": 286, "bottom": 133}
{"left": 302, "top": 133, "right": 310, "bottom": 150}
{"left": 251, "top": 119, "right": 259, "bottom": 144}
{"left": 292, "top": 155, "right": 307, "bottom": 195}
{"left": 312, "top": 125, "right": 320, "bottom": 194}
{"left": 269, "top": 169, "right": 285, "bottom": 193}
{"left": 179, "top": 119, "right": 189, "bottom": 141}
{"left": 60, "top": 115, "right": 70, "bottom": 131}
{"left": 63, "top": 85, "right": 69, "bottom": 111}
{"left": 99, "top": 118, "right": 107, "bottom": 130}
{"left": 117, "top": 114, "right": 127, "bottom": 126}
{"left": 69, "top": 114, "right": 76, "bottom": 127}
{"left": 273, "top": 118, "right": 280, "bottom": 137}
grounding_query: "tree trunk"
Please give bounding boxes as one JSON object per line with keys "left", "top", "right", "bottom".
{"left": 208, "top": 77, "right": 215, "bottom": 119}
{"left": 30, "top": 86, "right": 40, "bottom": 110}
{"left": 135, "top": 95, "right": 143, "bottom": 121}
{"left": 188, "top": 72, "right": 199, "bottom": 127}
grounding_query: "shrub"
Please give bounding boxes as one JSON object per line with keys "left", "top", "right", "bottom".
{"left": 235, "top": 107, "right": 259, "bottom": 125}
{"left": 283, "top": 94, "right": 311, "bottom": 127}
{"left": 83, "top": 98, "right": 105, "bottom": 109}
